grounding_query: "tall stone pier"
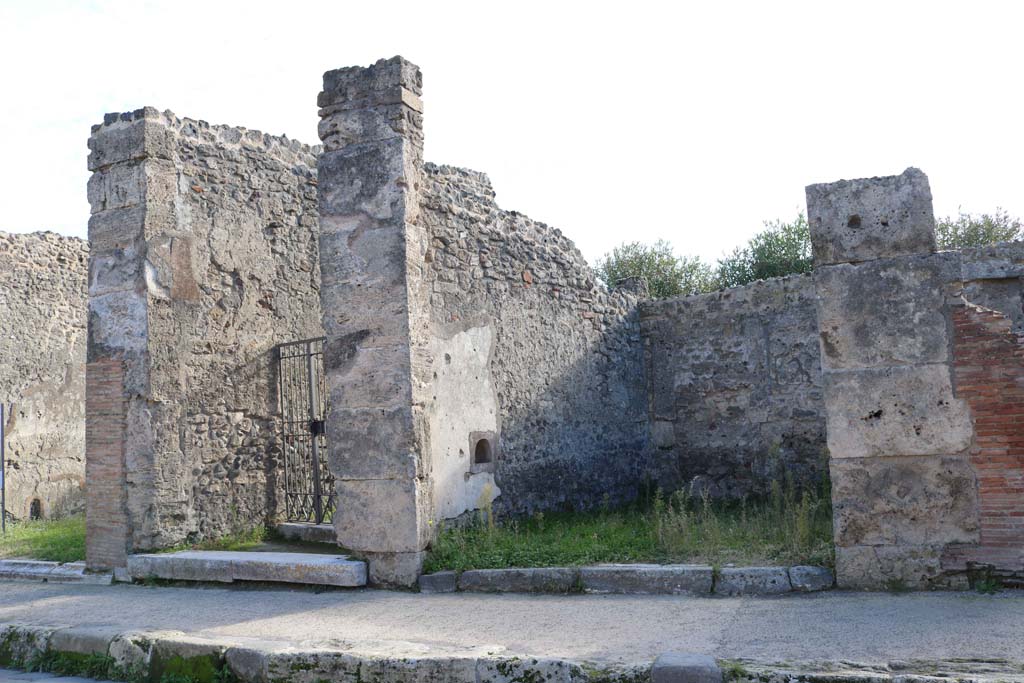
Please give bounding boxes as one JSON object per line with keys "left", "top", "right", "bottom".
{"left": 316, "top": 57, "right": 432, "bottom": 585}
{"left": 806, "top": 168, "right": 980, "bottom": 588}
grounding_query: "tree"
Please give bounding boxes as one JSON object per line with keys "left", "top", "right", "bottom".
{"left": 935, "top": 209, "right": 1022, "bottom": 249}
{"left": 716, "top": 213, "right": 812, "bottom": 288}
{"left": 594, "top": 240, "right": 716, "bottom": 299}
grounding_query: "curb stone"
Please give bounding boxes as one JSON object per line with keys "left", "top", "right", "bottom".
{"left": 0, "top": 560, "right": 112, "bottom": 585}
{"left": 458, "top": 567, "right": 578, "bottom": 593}
{"left": 419, "top": 570, "right": 458, "bottom": 593}
{"left": 788, "top": 566, "right": 835, "bottom": 592}
{"left": 581, "top": 564, "right": 713, "bottom": 595}
{"left": 0, "top": 623, "right": 1020, "bottom": 683}
{"left": 714, "top": 567, "right": 791, "bottom": 596}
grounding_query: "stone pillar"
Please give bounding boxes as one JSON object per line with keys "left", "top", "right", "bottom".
{"left": 317, "top": 57, "right": 432, "bottom": 585}
{"left": 84, "top": 109, "right": 176, "bottom": 568}
{"left": 806, "top": 168, "right": 978, "bottom": 589}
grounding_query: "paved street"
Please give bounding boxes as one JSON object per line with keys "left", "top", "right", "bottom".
{"left": 0, "top": 582, "right": 1021, "bottom": 665}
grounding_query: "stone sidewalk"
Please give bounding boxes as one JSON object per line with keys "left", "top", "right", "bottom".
{"left": 0, "top": 670, "right": 110, "bottom": 682}
{"left": 0, "top": 582, "right": 1021, "bottom": 667}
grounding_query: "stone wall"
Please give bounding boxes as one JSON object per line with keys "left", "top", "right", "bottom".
{"left": 420, "top": 165, "right": 648, "bottom": 519}
{"left": 639, "top": 275, "right": 826, "bottom": 500}
{"left": 0, "top": 231, "right": 88, "bottom": 520}
{"left": 87, "top": 108, "right": 321, "bottom": 564}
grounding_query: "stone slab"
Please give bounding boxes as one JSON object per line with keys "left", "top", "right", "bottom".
{"left": 418, "top": 571, "right": 458, "bottom": 594}
{"left": 822, "top": 365, "right": 973, "bottom": 459}
{"left": 715, "top": 567, "right": 791, "bottom": 595}
{"left": 652, "top": 653, "right": 722, "bottom": 683}
{"left": 806, "top": 167, "right": 936, "bottom": 266}
{"left": 580, "top": 564, "right": 714, "bottom": 595}
{"left": 788, "top": 566, "right": 834, "bottom": 592}
{"left": 0, "top": 560, "right": 112, "bottom": 585}
{"left": 457, "top": 567, "right": 578, "bottom": 593}
{"left": 275, "top": 523, "right": 337, "bottom": 545}
{"left": 126, "top": 551, "right": 366, "bottom": 587}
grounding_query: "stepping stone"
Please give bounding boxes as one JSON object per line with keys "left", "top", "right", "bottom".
{"left": 276, "top": 522, "right": 336, "bottom": 544}
{"left": 126, "top": 551, "right": 366, "bottom": 587}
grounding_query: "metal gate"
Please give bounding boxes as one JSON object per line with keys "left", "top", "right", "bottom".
{"left": 277, "top": 337, "right": 335, "bottom": 524}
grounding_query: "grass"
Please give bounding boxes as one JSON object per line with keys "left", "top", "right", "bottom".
{"left": 424, "top": 479, "right": 834, "bottom": 573}
{"left": 0, "top": 515, "right": 86, "bottom": 563}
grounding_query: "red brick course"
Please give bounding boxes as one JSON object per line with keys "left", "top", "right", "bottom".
{"left": 85, "top": 359, "right": 130, "bottom": 570}
{"left": 948, "top": 304, "right": 1024, "bottom": 577}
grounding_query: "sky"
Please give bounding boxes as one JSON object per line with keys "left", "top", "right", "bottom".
{"left": 1, "top": 0, "right": 1022, "bottom": 264}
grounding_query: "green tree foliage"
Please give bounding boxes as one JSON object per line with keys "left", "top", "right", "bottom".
{"left": 935, "top": 208, "right": 1022, "bottom": 249}
{"left": 595, "top": 209, "right": 1021, "bottom": 300}
{"left": 716, "top": 214, "right": 812, "bottom": 289}
{"left": 594, "top": 240, "right": 716, "bottom": 299}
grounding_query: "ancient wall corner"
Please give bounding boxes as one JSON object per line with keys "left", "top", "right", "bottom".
{"left": 807, "top": 167, "right": 980, "bottom": 589}
{"left": 317, "top": 56, "right": 431, "bottom": 586}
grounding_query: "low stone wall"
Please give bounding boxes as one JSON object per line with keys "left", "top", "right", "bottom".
{"left": 639, "top": 275, "right": 826, "bottom": 499}
{"left": 86, "top": 108, "right": 322, "bottom": 563}
{"left": 0, "top": 231, "right": 88, "bottom": 520}
{"left": 420, "top": 164, "right": 648, "bottom": 519}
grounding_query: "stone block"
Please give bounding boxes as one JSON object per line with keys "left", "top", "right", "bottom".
{"left": 325, "top": 345, "right": 412, "bottom": 411}
{"left": 126, "top": 552, "right": 234, "bottom": 583}
{"left": 814, "top": 253, "right": 960, "bottom": 369}
{"left": 87, "top": 114, "right": 175, "bottom": 171}
{"left": 651, "top": 653, "right": 722, "bottom": 683}
{"left": 364, "top": 550, "right": 425, "bottom": 587}
{"left": 317, "top": 141, "right": 409, "bottom": 219}
{"left": 276, "top": 523, "right": 336, "bottom": 544}
{"left": 788, "top": 566, "right": 834, "bottom": 592}
{"left": 579, "top": 564, "right": 713, "bottom": 595}
{"left": 478, "top": 657, "right": 582, "bottom": 683}
{"left": 836, "top": 544, "right": 969, "bottom": 590}
{"left": 418, "top": 570, "right": 458, "bottom": 593}
{"left": 333, "top": 478, "right": 430, "bottom": 553}
{"left": 458, "top": 567, "right": 579, "bottom": 593}
{"left": 326, "top": 408, "right": 419, "bottom": 480}
{"left": 823, "top": 365, "right": 973, "bottom": 459}
{"left": 48, "top": 627, "right": 118, "bottom": 655}
{"left": 715, "top": 567, "right": 791, "bottom": 595}
{"left": 831, "top": 455, "right": 979, "bottom": 547}
{"left": 806, "top": 167, "right": 936, "bottom": 265}
{"left": 126, "top": 551, "right": 366, "bottom": 587}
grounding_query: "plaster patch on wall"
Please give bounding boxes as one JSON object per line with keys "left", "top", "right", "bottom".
{"left": 429, "top": 323, "right": 501, "bottom": 521}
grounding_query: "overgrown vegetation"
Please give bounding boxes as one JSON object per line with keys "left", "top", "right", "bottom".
{"left": 424, "top": 479, "right": 834, "bottom": 573}
{"left": 21, "top": 647, "right": 237, "bottom": 683}
{"left": 595, "top": 209, "right": 1023, "bottom": 298}
{"left": 0, "top": 515, "right": 85, "bottom": 563}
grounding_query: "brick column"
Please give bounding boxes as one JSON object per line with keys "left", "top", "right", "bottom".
{"left": 806, "top": 168, "right": 979, "bottom": 589}
{"left": 317, "top": 57, "right": 432, "bottom": 585}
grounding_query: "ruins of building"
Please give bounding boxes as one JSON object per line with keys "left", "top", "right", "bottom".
{"left": 0, "top": 56, "right": 1018, "bottom": 588}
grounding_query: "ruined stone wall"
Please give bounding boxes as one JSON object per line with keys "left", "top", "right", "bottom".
{"left": 87, "top": 108, "right": 321, "bottom": 559}
{"left": 639, "top": 275, "right": 827, "bottom": 500}
{"left": 0, "top": 231, "right": 88, "bottom": 520}
{"left": 419, "top": 165, "right": 648, "bottom": 519}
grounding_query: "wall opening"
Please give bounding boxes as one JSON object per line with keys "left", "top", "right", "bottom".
{"left": 29, "top": 499, "right": 42, "bottom": 521}
{"left": 473, "top": 438, "right": 493, "bottom": 465}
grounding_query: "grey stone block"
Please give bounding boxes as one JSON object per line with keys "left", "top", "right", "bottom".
{"left": 418, "top": 571, "right": 458, "bottom": 593}
{"left": 580, "top": 564, "right": 713, "bottom": 595}
{"left": 276, "top": 522, "right": 337, "bottom": 545}
{"left": 126, "top": 551, "right": 366, "bottom": 587}
{"left": 652, "top": 653, "right": 722, "bottom": 683}
{"left": 365, "top": 550, "right": 425, "bottom": 587}
{"left": 458, "top": 567, "right": 579, "bottom": 593}
{"left": 788, "top": 566, "right": 834, "bottom": 592}
{"left": 806, "top": 167, "right": 936, "bottom": 266}
{"left": 715, "top": 567, "right": 791, "bottom": 595}
{"left": 48, "top": 627, "right": 118, "bottom": 655}
{"left": 823, "top": 365, "right": 973, "bottom": 460}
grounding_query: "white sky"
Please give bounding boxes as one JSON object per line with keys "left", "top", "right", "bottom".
{"left": 1, "top": 0, "right": 1022, "bottom": 264}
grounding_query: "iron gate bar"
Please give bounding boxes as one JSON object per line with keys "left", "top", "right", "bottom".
{"left": 277, "top": 337, "right": 335, "bottom": 524}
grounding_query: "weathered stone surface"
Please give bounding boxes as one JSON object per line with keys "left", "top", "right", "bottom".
{"left": 126, "top": 551, "right": 366, "bottom": 587}
{"left": 822, "top": 365, "right": 973, "bottom": 459}
{"left": 48, "top": 627, "right": 118, "bottom": 655}
{"left": 0, "top": 560, "right": 111, "bottom": 585}
{"left": 579, "top": 564, "right": 713, "bottom": 595}
{"left": 652, "top": 653, "right": 722, "bottom": 683}
{"left": 276, "top": 523, "right": 336, "bottom": 545}
{"left": 715, "top": 567, "right": 791, "bottom": 595}
{"left": 836, "top": 544, "right": 969, "bottom": 590}
{"left": 334, "top": 478, "right": 430, "bottom": 553}
{"left": 0, "top": 232, "right": 87, "bottom": 522}
{"left": 363, "top": 550, "right": 424, "bottom": 587}
{"left": 788, "top": 566, "right": 834, "bottom": 592}
{"left": 640, "top": 275, "right": 825, "bottom": 500}
{"left": 806, "top": 167, "right": 936, "bottom": 266}
{"left": 458, "top": 567, "right": 579, "bottom": 593}
{"left": 814, "top": 253, "right": 961, "bottom": 369}
{"left": 418, "top": 571, "right": 458, "bottom": 594}
{"left": 831, "top": 455, "right": 979, "bottom": 547}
